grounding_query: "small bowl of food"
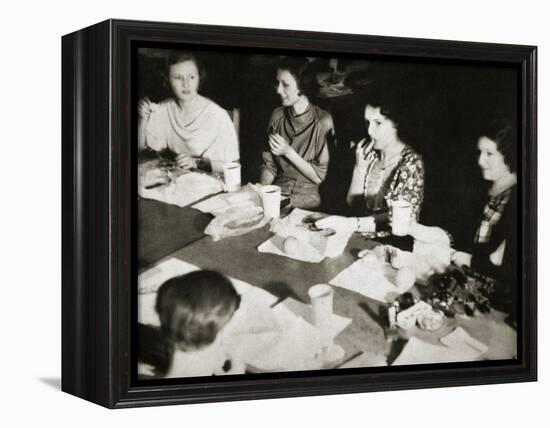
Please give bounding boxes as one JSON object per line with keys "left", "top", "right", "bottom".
{"left": 416, "top": 309, "right": 446, "bottom": 332}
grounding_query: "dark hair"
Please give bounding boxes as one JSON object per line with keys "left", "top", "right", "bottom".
{"left": 480, "top": 120, "right": 517, "bottom": 173}
{"left": 277, "top": 56, "right": 316, "bottom": 97}
{"left": 155, "top": 270, "right": 241, "bottom": 351}
{"left": 362, "top": 81, "right": 418, "bottom": 144}
{"left": 163, "top": 50, "right": 207, "bottom": 88}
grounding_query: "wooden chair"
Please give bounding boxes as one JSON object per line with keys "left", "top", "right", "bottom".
{"left": 226, "top": 107, "right": 241, "bottom": 159}
{"left": 226, "top": 107, "right": 240, "bottom": 136}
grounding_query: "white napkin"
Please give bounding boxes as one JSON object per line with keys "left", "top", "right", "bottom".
{"left": 282, "top": 297, "right": 352, "bottom": 341}
{"left": 440, "top": 326, "right": 489, "bottom": 357}
{"left": 139, "top": 171, "right": 224, "bottom": 207}
{"left": 243, "top": 303, "right": 324, "bottom": 372}
{"left": 338, "top": 351, "right": 388, "bottom": 369}
{"left": 257, "top": 234, "right": 325, "bottom": 263}
{"left": 392, "top": 336, "right": 485, "bottom": 366}
{"left": 224, "top": 295, "right": 356, "bottom": 372}
{"left": 392, "top": 327, "right": 488, "bottom": 366}
{"left": 329, "top": 257, "right": 411, "bottom": 303}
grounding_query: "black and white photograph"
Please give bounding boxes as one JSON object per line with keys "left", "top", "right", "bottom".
{"left": 136, "top": 45, "right": 521, "bottom": 380}
{"left": 4, "top": 0, "right": 548, "bottom": 423}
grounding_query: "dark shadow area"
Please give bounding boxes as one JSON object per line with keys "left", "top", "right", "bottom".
{"left": 264, "top": 280, "right": 301, "bottom": 303}
{"left": 372, "top": 235, "right": 414, "bottom": 252}
{"left": 139, "top": 323, "right": 172, "bottom": 377}
{"left": 359, "top": 301, "right": 387, "bottom": 327}
{"left": 386, "top": 338, "right": 408, "bottom": 366}
{"left": 138, "top": 199, "right": 212, "bottom": 268}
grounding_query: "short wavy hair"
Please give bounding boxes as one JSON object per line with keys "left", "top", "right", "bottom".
{"left": 155, "top": 270, "right": 240, "bottom": 351}
{"left": 361, "top": 81, "right": 417, "bottom": 145}
{"left": 277, "top": 56, "right": 317, "bottom": 97}
{"left": 162, "top": 50, "right": 207, "bottom": 89}
{"left": 480, "top": 119, "right": 517, "bottom": 173}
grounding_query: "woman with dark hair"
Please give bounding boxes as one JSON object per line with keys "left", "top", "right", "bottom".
{"left": 260, "top": 56, "right": 334, "bottom": 209}
{"left": 315, "top": 85, "right": 424, "bottom": 236}
{"left": 137, "top": 51, "right": 239, "bottom": 174}
{"left": 451, "top": 121, "right": 518, "bottom": 312}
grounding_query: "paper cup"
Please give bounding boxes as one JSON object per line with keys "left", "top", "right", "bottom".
{"left": 391, "top": 200, "right": 413, "bottom": 236}
{"left": 223, "top": 162, "right": 241, "bottom": 192}
{"left": 308, "top": 284, "right": 334, "bottom": 328}
{"left": 260, "top": 185, "right": 281, "bottom": 219}
{"left": 308, "top": 284, "right": 335, "bottom": 347}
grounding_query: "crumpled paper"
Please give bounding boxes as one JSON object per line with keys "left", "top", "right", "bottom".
{"left": 204, "top": 205, "right": 270, "bottom": 241}
{"left": 194, "top": 184, "right": 270, "bottom": 241}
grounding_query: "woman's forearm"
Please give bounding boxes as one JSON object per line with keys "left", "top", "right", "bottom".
{"left": 260, "top": 169, "right": 275, "bottom": 185}
{"left": 346, "top": 166, "right": 367, "bottom": 206}
{"left": 138, "top": 118, "right": 148, "bottom": 152}
{"left": 314, "top": 215, "right": 376, "bottom": 233}
{"left": 284, "top": 149, "right": 323, "bottom": 184}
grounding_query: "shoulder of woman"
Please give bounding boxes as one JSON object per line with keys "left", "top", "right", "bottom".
{"left": 270, "top": 106, "right": 286, "bottom": 123}
{"left": 197, "top": 96, "right": 221, "bottom": 112}
{"left": 198, "top": 97, "right": 234, "bottom": 120}
{"left": 401, "top": 145, "right": 423, "bottom": 164}
{"left": 147, "top": 99, "right": 173, "bottom": 124}
{"left": 154, "top": 98, "right": 175, "bottom": 114}
{"left": 158, "top": 98, "right": 175, "bottom": 108}
{"left": 311, "top": 105, "right": 334, "bottom": 129}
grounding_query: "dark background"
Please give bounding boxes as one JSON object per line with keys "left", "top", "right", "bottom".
{"left": 137, "top": 48, "right": 518, "bottom": 251}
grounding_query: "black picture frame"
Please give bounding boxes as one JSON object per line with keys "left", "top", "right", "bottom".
{"left": 62, "top": 19, "right": 537, "bottom": 408}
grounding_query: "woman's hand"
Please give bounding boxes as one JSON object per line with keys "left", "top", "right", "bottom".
{"left": 139, "top": 168, "right": 171, "bottom": 189}
{"left": 354, "top": 139, "right": 374, "bottom": 170}
{"left": 269, "top": 133, "right": 293, "bottom": 157}
{"left": 314, "top": 215, "right": 356, "bottom": 233}
{"left": 138, "top": 97, "right": 154, "bottom": 121}
{"left": 137, "top": 362, "right": 156, "bottom": 377}
{"left": 175, "top": 153, "right": 196, "bottom": 170}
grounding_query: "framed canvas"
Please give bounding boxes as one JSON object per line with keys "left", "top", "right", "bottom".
{"left": 62, "top": 19, "right": 537, "bottom": 408}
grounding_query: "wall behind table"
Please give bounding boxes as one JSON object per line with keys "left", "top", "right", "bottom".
{"left": 139, "top": 51, "right": 517, "bottom": 248}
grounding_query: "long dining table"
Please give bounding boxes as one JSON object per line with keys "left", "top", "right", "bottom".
{"left": 137, "top": 191, "right": 517, "bottom": 370}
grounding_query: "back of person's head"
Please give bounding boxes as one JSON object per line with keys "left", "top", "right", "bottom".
{"left": 277, "top": 56, "right": 317, "bottom": 98}
{"left": 479, "top": 118, "right": 517, "bottom": 173}
{"left": 155, "top": 270, "right": 241, "bottom": 351}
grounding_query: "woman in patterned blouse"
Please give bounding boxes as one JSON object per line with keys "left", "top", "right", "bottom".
{"left": 315, "top": 94, "right": 424, "bottom": 237}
